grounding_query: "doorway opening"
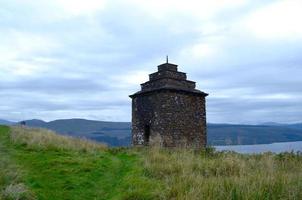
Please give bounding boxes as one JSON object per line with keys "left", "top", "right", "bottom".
{"left": 144, "top": 125, "right": 150, "bottom": 145}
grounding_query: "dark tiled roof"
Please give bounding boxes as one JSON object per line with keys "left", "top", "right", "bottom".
{"left": 130, "top": 62, "right": 208, "bottom": 98}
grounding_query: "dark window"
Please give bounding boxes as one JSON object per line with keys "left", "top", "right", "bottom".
{"left": 144, "top": 125, "right": 150, "bottom": 144}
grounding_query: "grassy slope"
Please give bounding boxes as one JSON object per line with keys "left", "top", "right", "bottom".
{"left": 1, "top": 125, "right": 302, "bottom": 200}
{"left": 0, "top": 126, "right": 160, "bottom": 200}
{"left": 0, "top": 126, "right": 35, "bottom": 200}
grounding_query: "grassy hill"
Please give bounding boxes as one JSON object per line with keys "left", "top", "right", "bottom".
{"left": 1, "top": 125, "right": 302, "bottom": 200}
{"left": 23, "top": 119, "right": 130, "bottom": 137}
{"left": 22, "top": 119, "right": 132, "bottom": 147}
{"left": 0, "top": 120, "right": 14, "bottom": 125}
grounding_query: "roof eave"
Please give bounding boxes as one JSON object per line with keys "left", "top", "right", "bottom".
{"left": 129, "top": 88, "right": 208, "bottom": 98}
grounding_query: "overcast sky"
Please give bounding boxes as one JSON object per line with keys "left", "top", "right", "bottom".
{"left": 0, "top": 0, "right": 301, "bottom": 124}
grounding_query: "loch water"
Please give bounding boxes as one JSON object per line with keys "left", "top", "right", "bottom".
{"left": 215, "top": 141, "right": 302, "bottom": 154}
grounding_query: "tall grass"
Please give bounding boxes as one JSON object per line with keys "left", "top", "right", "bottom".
{"left": 143, "top": 146, "right": 302, "bottom": 200}
{"left": 3, "top": 126, "right": 302, "bottom": 199}
{"left": 10, "top": 126, "right": 107, "bottom": 153}
{"left": 0, "top": 145, "right": 32, "bottom": 200}
{"left": 3, "top": 126, "right": 159, "bottom": 200}
{"left": 0, "top": 126, "right": 35, "bottom": 200}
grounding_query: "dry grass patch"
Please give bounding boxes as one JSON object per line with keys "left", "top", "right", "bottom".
{"left": 3, "top": 125, "right": 302, "bottom": 199}
{"left": 10, "top": 126, "right": 107, "bottom": 153}
{"left": 143, "top": 147, "right": 302, "bottom": 200}
{"left": 0, "top": 126, "right": 35, "bottom": 200}
{"left": 2, "top": 183, "right": 31, "bottom": 200}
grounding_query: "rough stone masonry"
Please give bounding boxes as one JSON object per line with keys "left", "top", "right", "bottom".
{"left": 129, "top": 61, "right": 208, "bottom": 148}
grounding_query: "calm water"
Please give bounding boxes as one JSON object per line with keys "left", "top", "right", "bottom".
{"left": 215, "top": 141, "right": 302, "bottom": 154}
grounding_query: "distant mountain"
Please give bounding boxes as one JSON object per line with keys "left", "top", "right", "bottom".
{"left": 208, "top": 124, "right": 302, "bottom": 145}
{"left": 286, "top": 123, "right": 302, "bottom": 130}
{"left": 20, "top": 119, "right": 302, "bottom": 147}
{"left": 259, "top": 122, "right": 285, "bottom": 126}
{"left": 23, "top": 119, "right": 47, "bottom": 127}
{"left": 0, "top": 119, "right": 14, "bottom": 125}
{"left": 22, "top": 118, "right": 131, "bottom": 146}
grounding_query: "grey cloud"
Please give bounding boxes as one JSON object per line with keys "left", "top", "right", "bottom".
{"left": 0, "top": 77, "right": 111, "bottom": 94}
{"left": 0, "top": 0, "right": 301, "bottom": 123}
{"left": 207, "top": 96, "right": 302, "bottom": 124}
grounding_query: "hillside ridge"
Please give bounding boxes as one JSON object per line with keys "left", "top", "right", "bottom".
{"left": 1, "top": 125, "right": 302, "bottom": 200}
{"left": 1, "top": 119, "right": 302, "bottom": 146}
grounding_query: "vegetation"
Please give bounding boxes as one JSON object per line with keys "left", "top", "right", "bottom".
{"left": 16, "top": 118, "right": 302, "bottom": 146}
{"left": 1, "top": 125, "right": 302, "bottom": 200}
{"left": 144, "top": 147, "right": 302, "bottom": 199}
{"left": 10, "top": 126, "right": 107, "bottom": 153}
{"left": 0, "top": 126, "right": 34, "bottom": 200}
{"left": 0, "top": 126, "right": 160, "bottom": 200}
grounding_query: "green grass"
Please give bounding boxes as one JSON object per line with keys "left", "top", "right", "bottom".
{"left": 1, "top": 125, "right": 302, "bottom": 200}
{"left": 143, "top": 147, "right": 302, "bottom": 200}
{"left": 0, "top": 126, "right": 161, "bottom": 200}
{"left": 0, "top": 126, "right": 35, "bottom": 200}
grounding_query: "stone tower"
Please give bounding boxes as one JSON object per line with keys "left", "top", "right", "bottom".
{"left": 129, "top": 61, "right": 208, "bottom": 148}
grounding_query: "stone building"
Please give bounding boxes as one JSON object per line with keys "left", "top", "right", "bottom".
{"left": 129, "top": 61, "right": 208, "bottom": 148}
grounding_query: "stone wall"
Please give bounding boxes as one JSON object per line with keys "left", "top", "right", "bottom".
{"left": 131, "top": 90, "right": 207, "bottom": 148}
{"left": 141, "top": 78, "right": 196, "bottom": 91}
{"left": 149, "top": 70, "right": 187, "bottom": 81}
{"left": 130, "top": 62, "right": 208, "bottom": 148}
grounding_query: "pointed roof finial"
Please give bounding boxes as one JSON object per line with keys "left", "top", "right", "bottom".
{"left": 166, "top": 55, "right": 169, "bottom": 63}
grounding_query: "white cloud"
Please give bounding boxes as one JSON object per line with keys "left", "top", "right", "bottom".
{"left": 53, "top": 0, "right": 107, "bottom": 17}
{"left": 0, "top": 31, "right": 60, "bottom": 79}
{"left": 129, "top": 0, "right": 248, "bottom": 20}
{"left": 0, "top": 0, "right": 301, "bottom": 123}
{"left": 112, "top": 70, "right": 150, "bottom": 90}
{"left": 0, "top": 31, "right": 57, "bottom": 58}
{"left": 243, "top": 0, "right": 302, "bottom": 39}
{"left": 181, "top": 43, "right": 216, "bottom": 60}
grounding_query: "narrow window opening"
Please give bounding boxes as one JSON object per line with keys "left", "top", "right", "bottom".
{"left": 144, "top": 125, "right": 150, "bottom": 145}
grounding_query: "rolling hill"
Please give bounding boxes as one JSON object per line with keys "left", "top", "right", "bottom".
{"left": 21, "top": 119, "right": 131, "bottom": 146}
{"left": 1, "top": 125, "right": 302, "bottom": 199}
{"left": 13, "top": 118, "right": 302, "bottom": 146}
{"left": 0, "top": 119, "right": 14, "bottom": 125}
{"left": 207, "top": 123, "right": 302, "bottom": 145}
